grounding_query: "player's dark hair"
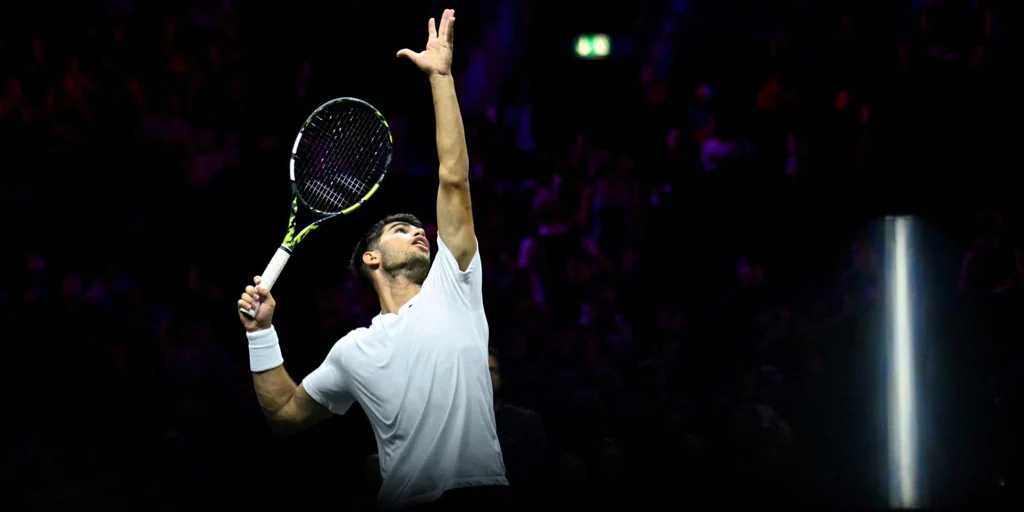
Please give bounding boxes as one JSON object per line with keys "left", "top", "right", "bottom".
{"left": 350, "top": 213, "right": 424, "bottom": 288}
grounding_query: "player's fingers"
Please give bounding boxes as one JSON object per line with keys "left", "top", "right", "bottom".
{"left": 244, "top": 285, "right": 260, "bottom": 302}
{"left": 428, "top": 17, "right": 436, "bottom": 40}
{"left": 256, "top": 286, "right": 275, "bottom": 306}
{"left": 438, "top": 10, "right": 449, "bottom": 39}
{"left": 254, "top": 276, "right": 262, "bottom": 286}
{"left": 237, "top": 298, "right": 253, "bottom": 310}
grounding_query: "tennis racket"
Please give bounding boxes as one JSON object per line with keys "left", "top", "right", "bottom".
{"left": 240, "top": 97, "right": 393, "bottom": 319}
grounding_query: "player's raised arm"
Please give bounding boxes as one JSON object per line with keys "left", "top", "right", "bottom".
{"left": 397, "top": 8, "right": 476, "bottom": 271}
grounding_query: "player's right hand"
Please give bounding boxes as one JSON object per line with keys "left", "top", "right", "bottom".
{"left": 238, "top": 276, "right": 276, "bottom": 332}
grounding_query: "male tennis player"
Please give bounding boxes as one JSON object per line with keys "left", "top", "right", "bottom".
{"left": 237, "top": 9, "right": 508, "bottom": 511}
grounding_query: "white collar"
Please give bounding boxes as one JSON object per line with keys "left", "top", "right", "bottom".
{"left": 372, "top": 293, "right": 420, "bottom": 324}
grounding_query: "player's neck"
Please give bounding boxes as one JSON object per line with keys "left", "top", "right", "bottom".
{"left": 376, "top": 278, "right": 422, "bottom": 314}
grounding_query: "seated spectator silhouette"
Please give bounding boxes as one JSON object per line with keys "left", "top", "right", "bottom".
{"left": 490, "top": 346, "right": 550, "bottom": 507}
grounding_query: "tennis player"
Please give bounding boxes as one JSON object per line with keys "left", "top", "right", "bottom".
{"left": 237, "top": 9, "right": 508, "bottom": 511}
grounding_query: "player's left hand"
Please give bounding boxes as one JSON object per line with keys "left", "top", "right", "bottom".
{"left": 397, "top": 9, "right": 456, "bottom": 77}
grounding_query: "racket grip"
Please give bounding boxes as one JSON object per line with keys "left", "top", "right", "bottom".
{"left": 240, "top": 247, "right": 292, "bottom": 319}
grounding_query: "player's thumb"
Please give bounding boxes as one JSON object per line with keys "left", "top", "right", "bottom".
{"left": 396, "top": 49, "right": 416, "bottom": 61}
{"left": 255, "top": 285, "right": 276, "bottom": 307}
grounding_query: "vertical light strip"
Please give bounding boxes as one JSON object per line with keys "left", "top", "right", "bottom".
{"left": 888, "top": 216, "right": 919, "bottom": 508}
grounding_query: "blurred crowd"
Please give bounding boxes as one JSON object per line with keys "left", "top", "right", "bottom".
{"left": 2, "top": 0, "right": 1019, "bottom": 509}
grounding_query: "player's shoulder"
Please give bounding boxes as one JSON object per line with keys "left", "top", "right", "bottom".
{"left": 346, "top": 325, "right": 371, "bottom": 338}
{"left": 432, "top": 232, "right": 483, "bottom": 275}
{"left": 339, "top": 327, "right": 370, "bottom": 344}
{"left": 327, "top": 327, "right": 369, "bottom": 353}
{"left": 324, "top": 327, "right": 371, "bottom": 366}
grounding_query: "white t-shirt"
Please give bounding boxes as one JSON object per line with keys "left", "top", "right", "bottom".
{"left": 302, "top": 234, "right": 508, "bottom": 509}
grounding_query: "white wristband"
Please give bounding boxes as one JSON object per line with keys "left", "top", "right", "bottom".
{"left": 247, "top": 325, "right": 284, "bottom": 372}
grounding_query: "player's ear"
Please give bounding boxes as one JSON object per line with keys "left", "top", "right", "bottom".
{"left": 362, "top": 250, "right": 380, "bottom": 269}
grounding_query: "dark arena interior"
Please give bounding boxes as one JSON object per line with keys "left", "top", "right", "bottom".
{"left": 1, "top": 0, "right": 1018, "bottom": 509}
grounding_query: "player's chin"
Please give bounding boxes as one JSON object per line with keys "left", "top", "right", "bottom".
{"left": 414, "top": 250, "right": 431, "bottom": 262}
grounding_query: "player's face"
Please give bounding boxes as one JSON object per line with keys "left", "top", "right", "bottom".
{"left": 377, "top": 222, "right": 431, "bottom": 284}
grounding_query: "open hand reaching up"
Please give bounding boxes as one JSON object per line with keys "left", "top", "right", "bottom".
{"left": 396, "top": 9, "right": 456, "bottom": 77}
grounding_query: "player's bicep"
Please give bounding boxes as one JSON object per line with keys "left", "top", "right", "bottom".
{"left": 436, "top": 177, "right": 476, "bottom": 271}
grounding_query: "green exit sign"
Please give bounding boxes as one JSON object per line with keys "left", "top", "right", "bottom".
{"left": 574, "top": 34, "right": 611, "bottom": 59}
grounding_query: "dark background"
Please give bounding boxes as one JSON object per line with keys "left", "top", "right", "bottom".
{"left": 1, "top": 0, "right": 1019, "bottom": 509}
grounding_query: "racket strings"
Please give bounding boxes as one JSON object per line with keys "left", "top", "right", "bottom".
{"left": 307, "top": 115, "right": 370, "bottom": 203}
{"left": 295, "top": 102, "right": 391, "bottom": 213}
{"left": 301, "top": 112, "right": 371, "bottom": 210}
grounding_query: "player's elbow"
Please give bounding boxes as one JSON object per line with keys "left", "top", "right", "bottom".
{"left": 438, "top": 162, "right": 469, "bottom": 186}
{"left": 265, "top": 402, "right": 306, "bottom": 436}
{"left": 267, "top": 413, "right": 304, "bottom": 436}
{"left": 266, "top": 390, "right": 331, "bottom": 436}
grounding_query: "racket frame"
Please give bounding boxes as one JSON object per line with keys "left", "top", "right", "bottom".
{"left": 240, "top": 97, "right": 391, "bottom": 319}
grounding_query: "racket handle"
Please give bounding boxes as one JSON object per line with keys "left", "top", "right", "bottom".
{"left": 240, "top": 247, "right": 292, "bottom": 319}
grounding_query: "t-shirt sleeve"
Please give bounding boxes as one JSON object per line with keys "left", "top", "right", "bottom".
{"left": 301, "top": 330, "right": 362, "bottom": 416}
{"left": 422, "top": 233, "right": 484, "bottom": 311}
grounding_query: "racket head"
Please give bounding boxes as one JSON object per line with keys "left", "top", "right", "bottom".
{"left": 290, "top": 97, "right": 393, "bottom": 216}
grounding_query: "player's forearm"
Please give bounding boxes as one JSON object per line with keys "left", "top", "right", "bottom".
{"left": 429, "top": 74, "right": 469, "bottom": 183}
{"left": 247, "top": 325, "right": 297, "bottom": 429}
